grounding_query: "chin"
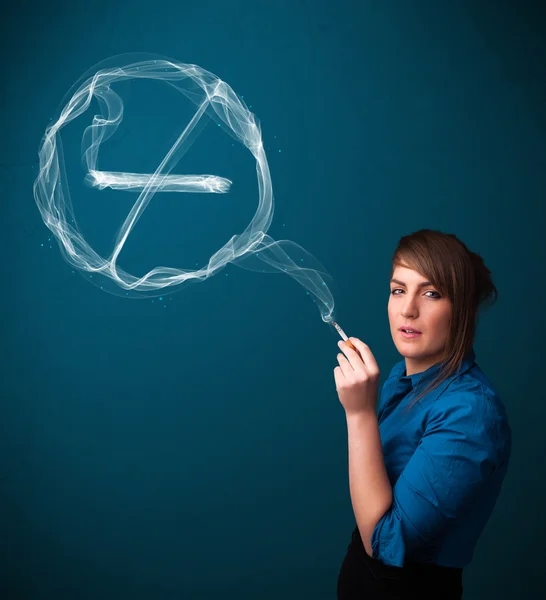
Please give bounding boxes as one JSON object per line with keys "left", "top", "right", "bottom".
{"left": 398, "top": 349, "right": 424, "bottom": 359}
{"left": 394, "top": 341, "right": 427, "bottom": 358}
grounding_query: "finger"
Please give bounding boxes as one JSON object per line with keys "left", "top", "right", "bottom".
{"left": 348, "top": 338, "right": 379, "bottom": 373}
{"left": 334, "top": 365, "right": 348, "bottom": 392}
{"left": 337, "top": 352, "right": 353, "bottom": 378}
{"left": 338, "top": 340, "right": 364, "bottom": 370}
{"left": 333, "top": 366, "right": 343, "bottom": 390}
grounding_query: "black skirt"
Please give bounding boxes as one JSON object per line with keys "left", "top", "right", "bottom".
{"left": 337, "top": 527, "right": 464, "bottom": 600}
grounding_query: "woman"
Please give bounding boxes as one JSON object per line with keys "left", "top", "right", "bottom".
{"left": 335, "top": 229, "right": 512, "bottom": 600}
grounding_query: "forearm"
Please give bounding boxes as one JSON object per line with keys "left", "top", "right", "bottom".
{"left": 346, "top": 411, "right": 393, "bottom": 557}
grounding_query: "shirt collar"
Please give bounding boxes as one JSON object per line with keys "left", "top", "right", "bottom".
{"left": 391, "top": 347, "right": 476, "bottom": 391}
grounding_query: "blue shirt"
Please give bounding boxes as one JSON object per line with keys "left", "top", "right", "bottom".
{"left": 370, "top": 347, "right": 512, "bottom": 568}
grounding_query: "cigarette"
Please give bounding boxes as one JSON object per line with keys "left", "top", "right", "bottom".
{"left": 332, "top": 321, "right": 356, "bottom": 351}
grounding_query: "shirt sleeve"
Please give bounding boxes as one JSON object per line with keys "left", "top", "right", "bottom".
{"left": 371, "top": 389, "right": 500, "bottom": 567}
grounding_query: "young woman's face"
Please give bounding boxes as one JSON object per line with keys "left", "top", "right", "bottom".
{"left": 388, "top": 264, "right": 453, "bottom": 376}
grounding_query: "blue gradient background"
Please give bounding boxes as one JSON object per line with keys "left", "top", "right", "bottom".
{"left": 2, "top": 1, "right": 545, "bottom": 598}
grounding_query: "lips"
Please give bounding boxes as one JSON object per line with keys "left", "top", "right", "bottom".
{"left": 399, "top": 326, "right": 422, "bottom": 333}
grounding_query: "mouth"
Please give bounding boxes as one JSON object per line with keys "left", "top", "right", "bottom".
{"left": 399, "top": 327, "right": 422, "bottom": 334}
{"left": 399, "top": 327, "right": 422, "bottom": 338}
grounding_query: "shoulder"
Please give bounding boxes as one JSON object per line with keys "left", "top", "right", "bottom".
{"left": 436, "top": 363, "right": 509, "bottom": 422}
{"left": 428, "top": 367, "right": 512, "bottom": 457}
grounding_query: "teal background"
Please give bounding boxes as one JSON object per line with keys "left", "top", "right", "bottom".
{"left": 2, "top": 1, "right": 545, "bottom": 598}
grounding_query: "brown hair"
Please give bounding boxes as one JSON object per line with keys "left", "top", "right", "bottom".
{"left": 391, "top": 229, "right": 498, "bottom": 412}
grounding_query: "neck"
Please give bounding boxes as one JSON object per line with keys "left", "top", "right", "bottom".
{"left": 405, "top": 353, "right": 444, "bottom": 376}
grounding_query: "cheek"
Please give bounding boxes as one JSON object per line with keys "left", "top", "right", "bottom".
{"left": 387, "top": 302, "right": 395, "bottom": 324}
{"left": 432, "top": 308, "right": 452, "bottom": 331}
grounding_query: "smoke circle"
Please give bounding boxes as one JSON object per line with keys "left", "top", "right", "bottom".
{"left": 33, "top": 52, "right": 336, "bottom": 322}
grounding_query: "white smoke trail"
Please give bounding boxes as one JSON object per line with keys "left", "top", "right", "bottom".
{"left": 33, "top": 53, "right": 336, "bottom": 323}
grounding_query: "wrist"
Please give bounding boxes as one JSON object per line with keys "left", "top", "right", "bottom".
{"left": 345, "top": 408, "right": 376, "bottom": 423}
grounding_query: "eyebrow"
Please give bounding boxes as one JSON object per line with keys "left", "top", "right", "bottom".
{"left": 390, "top": 278, "right": 434, "bottom": 288}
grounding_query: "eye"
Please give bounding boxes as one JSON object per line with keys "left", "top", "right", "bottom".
{"left": 390, "top": 289, "right": 441, "bottom": 299}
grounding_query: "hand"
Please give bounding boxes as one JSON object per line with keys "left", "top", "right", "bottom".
{"left": 334, "top": 337, "right": 380, "bottom": 417}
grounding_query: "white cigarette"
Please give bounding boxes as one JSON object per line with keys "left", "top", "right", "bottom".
{"left": 332, "top": 320, "right": 349, "bottom": 342}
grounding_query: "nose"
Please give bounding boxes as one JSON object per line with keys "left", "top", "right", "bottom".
{"left": 400, "top": 295, "right": 419, "bottom": 319}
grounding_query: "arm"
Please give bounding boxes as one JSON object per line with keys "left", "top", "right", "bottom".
{"left": 346, "top": 411, "right": 393, "bottom": 557}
